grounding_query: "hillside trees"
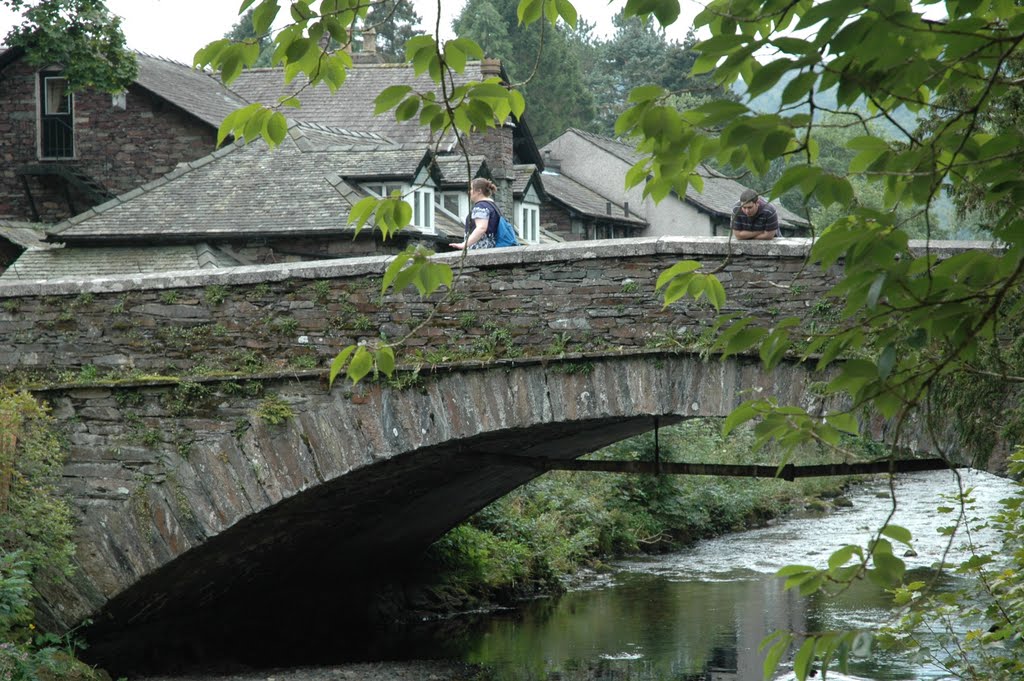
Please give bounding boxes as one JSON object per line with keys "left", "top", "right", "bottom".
{"left": 362, "top": 0, "right": 421, "bottom": 62}
{"left": 453, "top": 0, "right": 596, "bottom": 144}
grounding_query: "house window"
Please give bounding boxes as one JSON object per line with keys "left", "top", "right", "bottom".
{"left": 40, "top": 73, "right": 74, "bottom": 158}
{"left": 413, "top": 186, "right": 434, "bottom": 231}
{"left": 435, "top": 192, "right": 466, "bottom": 219}
{"left": 363, "top": 182, "right": 434, "bottom": 232}
{"left": 517, "top": 203, "right": 540, "bottom": 244}
{"left": 363, "top": 182, "right": 405, "bottom": 199}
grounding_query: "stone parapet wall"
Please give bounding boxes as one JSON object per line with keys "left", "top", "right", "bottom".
{"left": 0, "top": 237, "right": 996, "bottom": 383}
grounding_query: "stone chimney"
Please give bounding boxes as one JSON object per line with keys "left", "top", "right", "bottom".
{"left": 542, "top": 149, "right": 561, "bottom": 173}
{"left": 480, "top": 58, "right": 502, "bottom": 79}
{"left": 352, "top": 28, "right": 383, "bottom": 64}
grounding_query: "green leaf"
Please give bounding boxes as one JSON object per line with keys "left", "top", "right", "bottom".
{"left": 374, "top": 85, "right": 413, "bottom": 115}
{"left": 382, "top": 250, "right": 413, "bottom": 294}
{"left": 347, "top": 346, "right": 373, "bottom": 384}
{"left": 628, "top": 85, "right": 666, "bottom": 103}
{"left": 828, "top": 544, "right": 862, "bottom": 569}
{"left": 703, "top": 275, "right": 726, "bottom": 310}
{"left": 517, "top": 0, "right": 543, "bottom": 25}
{"left": 824, "top": 411, "right": 858, "bottom": 435}
{"left": 444, "top": 41, "right": 467, "bottom": 73}
{"left": 656, "top": 260, "right": 701, "bottom": 290}
{"left": 623, "top": 0, "right": 681, "bottom": 26}
{"left": 879, "top": 524, "right": 913, "bottom": 546}
{"left": 760, "top": 630, "right": 792, "bottom": 680}
{"left": 375, "top": 347, "right": 395, "bottom": 377}
{"left": 555, "top": 0, "right": 578, "bottom": 27}
{"left": 252, "top": 1, "right": 280, "bottom": 34}
{"left": 395, "top": 96, "right": 420, "bottom": 122}
{"left": 264, "top": 112, "right": 288, "bottom": 147}
{"left": 793, "top": 637, "right": 816, "bottom": 681}
{"left": 722, "top": 401, "right": 759, "bottom": 436}
{"left": 329, "top": 345, "right": 355, "bottom": 388}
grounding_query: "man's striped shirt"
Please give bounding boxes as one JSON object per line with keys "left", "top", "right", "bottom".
{"left": 731, "top": 198, "right": 779, "bottom": 233}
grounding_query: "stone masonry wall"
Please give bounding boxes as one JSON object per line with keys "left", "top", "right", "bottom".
{"left": 0, "top": 238, "right": 840, "bottom": 382}
{"left": 0, "top": 58, "right": 216, "bottom": 222}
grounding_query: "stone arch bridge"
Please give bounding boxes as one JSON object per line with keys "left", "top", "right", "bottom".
{"left": 0, "top": 237, "right": 985, "bottom": 672}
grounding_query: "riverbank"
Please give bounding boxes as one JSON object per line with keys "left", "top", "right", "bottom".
{"left": 377, "top": 420, "right": 862, "bottom": 622}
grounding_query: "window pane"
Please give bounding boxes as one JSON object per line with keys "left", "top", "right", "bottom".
{"left": 44, "top": 78, "right": 70, "bottom": 115}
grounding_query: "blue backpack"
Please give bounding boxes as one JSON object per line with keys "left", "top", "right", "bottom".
{"left": 494, "top": 214, "right": 519, "bottom": 247}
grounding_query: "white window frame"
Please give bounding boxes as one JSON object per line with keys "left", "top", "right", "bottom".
{"left": 435, "top": 191, "right": 469, "bottom": 223}
{"left": 515, "top": 202, "right": 541, "bottom": 244}
{"left": 362, "top": 172, "right": 436, "bottom": 234}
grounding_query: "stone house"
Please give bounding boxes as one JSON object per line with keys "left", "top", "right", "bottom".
{"left": 0, "top": 48, "right": 247, "bottom": 224}
{"left": 3, "top": 123, "right": 494, "bottom": 280}
{"left": 540, "top": 128, "right": 809, "bottom": 239}
{"left": 0, "top": 44, "right": 550, "bottom": 279}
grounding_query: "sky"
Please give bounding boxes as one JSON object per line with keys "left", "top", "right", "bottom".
{"left": 0, "top": 0, "right": 705, "bottom": 66}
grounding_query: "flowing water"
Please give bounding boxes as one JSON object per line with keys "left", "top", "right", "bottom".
{"left": 377, "top": 469, "right": 1017, "bottom": 681}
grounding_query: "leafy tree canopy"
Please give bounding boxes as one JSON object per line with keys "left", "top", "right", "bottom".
{"left": 2, "top": 0, "right": 136, "bottom": 91}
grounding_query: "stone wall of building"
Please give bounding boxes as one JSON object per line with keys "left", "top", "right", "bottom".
{"left": 0, "top": 57, "right": 215, "bottom": 223}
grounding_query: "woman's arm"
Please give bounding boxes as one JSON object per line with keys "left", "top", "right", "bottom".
{"left": 451, "top": 217, "right": 490, "bottom": 249}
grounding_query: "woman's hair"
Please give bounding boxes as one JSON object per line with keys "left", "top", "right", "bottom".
{"left": 471, "top": 178, "right": 498, "bottom": 197}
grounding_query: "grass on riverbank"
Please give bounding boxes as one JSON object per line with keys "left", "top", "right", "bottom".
{"left": 400, "top": 419, "right": 866, "bottom": 615}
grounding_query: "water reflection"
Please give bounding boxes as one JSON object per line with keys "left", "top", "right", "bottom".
{"left": 457, "top": 574, "right": 805, "bottom": 680}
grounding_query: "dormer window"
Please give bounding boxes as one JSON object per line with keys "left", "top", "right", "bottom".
{"left": 39, "top": 72, "right": 74, "bottom": 159}
{"left": 515, "top": 185, "right": 542, "bottom": 244}
{"left": 435, "top": 191, "right": 468, "bottom": 221}
{"left": 362, "top": 176, "right": 435, "bottom": 233}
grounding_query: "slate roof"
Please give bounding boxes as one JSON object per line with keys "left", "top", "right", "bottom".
{"left": 548, "top": 128, "right": 809, "bottom": 228}
{"left": 0, "top": 243, "right": 239, "bottom": 281}
{"left": 540, "top": 171, "right": 648, "bottom": 228}
{"left": 512, "top": 164, "right": 546, "bottom": 201}
{"left": 0, "top": 221, "right": 52, "bottom": 250}
{"left": 229, "top": 62, "right": 518, "bottom": 149}
{"left": 433, "top": 154, "right": 488, "bottom": 188}
{"left": 133, "top": 52, "right": 251, "bottom": 129}
{"left": 46, "top": 122, "right": 442, "bottom": 243}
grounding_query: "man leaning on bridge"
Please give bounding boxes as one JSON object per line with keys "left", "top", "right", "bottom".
{"left": 731, "top": 189, "right": 780, "bottom": 240}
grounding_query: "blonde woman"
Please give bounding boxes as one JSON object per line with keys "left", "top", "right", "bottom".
{"left": 451, "top": 178, "right": 499, "bottom": 250}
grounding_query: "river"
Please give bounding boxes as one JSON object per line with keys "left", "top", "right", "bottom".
{"left": 373, "top": 469, "right": 1017, "bottom": 681}
{"left": 134, "top": 469, "right": 1017, "bottom": 681}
